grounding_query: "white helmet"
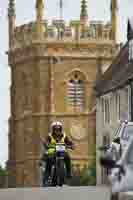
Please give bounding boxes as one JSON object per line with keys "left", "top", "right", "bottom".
{"left": 51, "top": 121, "right": 63, "bottom": 131}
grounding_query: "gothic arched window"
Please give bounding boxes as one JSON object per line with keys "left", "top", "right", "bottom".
{"left": 67, "top": 73, "right": 85, "bottom": 111}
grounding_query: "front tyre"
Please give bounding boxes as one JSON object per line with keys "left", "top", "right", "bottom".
{"left": 57, "top": 159, "right": 65, "bottom": 187}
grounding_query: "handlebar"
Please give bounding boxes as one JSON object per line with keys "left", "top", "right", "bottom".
{"left": 56, "top": 143, "right": 74, "bottom": 150}
{"left": 66, "top": 145, "right": 74, "bottom": 150}
{"left": 42, "top": 143, "right": 74, "bottom": 150}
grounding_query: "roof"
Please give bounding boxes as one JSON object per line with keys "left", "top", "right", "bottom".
{"left": 94, "top": 42, "right": 133, "bottom": 96}
{"left": 127, "top": 18, "right": 133, "bottom": 40}
{"left": 129, "top": 16, "right": 133, "bottom": 32}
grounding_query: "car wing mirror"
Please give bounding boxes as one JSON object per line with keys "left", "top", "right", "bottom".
{"left": 98, "top": 145, "right": 109, "bottom": 151}
{"left": 113, "top": 137, "right": 120, "bottom": 144}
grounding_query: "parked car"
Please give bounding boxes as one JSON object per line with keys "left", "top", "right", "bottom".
{"left": 99, "top": 121, "right": 133, "bottom": 162}
{"left": 109, "top": 136, "right": 133, "bottom": 194}
{"left": 99, "top": 121, "right": 133, "bottom": 199}
{"left": 113, "top": 121, "right": 133, "bottom": 153}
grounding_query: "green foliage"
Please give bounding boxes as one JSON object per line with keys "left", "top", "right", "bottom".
{"left": 0, "top": 165, "right": 8, "bottom": 188}
{"left": 0, "top": 165, "right": 8, "bottom": 176}
{"left": 80, "top": 164, "right": 96, "bottom": 186}
{"left": 68, "top": 162, "right": 96, "bottom": 186}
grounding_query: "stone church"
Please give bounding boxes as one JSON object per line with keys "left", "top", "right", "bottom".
{"left": 7, "top": 0, "right": 118, "bottom": 187}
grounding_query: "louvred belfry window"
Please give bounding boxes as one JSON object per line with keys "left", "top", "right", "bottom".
{"left": 67, "top": 74, "right": 85, "bottom": 110}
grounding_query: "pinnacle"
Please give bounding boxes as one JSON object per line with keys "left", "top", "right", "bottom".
{"left": 36, "top": 0, "right": 44, "bottom": 9}
{"left": 110, "top": 0, "right": 118, "bottom": 11}
{"left": 80, "top": 0, "right": 88, "bottom": 19}
{"left": 8, "top": 0, "right": 15, "bottom": 16}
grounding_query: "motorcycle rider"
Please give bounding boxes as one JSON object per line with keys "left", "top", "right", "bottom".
{"left": 40, "top": 121, "right": 74, "bottom": 184}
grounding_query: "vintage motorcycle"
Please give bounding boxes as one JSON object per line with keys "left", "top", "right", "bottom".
{"left": 40, "top": 143, "right": 72, "bottom": 187}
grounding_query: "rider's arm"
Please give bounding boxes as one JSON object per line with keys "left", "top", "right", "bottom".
{"left": 64, "top": 136, "right": 74, "bottom": 149}
{"left": 41, "top": 136, "right": 51, "bottom": 148}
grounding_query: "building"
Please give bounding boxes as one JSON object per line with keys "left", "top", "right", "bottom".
{"left": 7, "top": 0, "right": 118, "bottom": 187}
{"left": 95, "top": 18, "right": 133, "bottom": 185}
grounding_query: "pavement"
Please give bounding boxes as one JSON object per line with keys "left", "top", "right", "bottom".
{"left": 0, "top": 186, "right": 111, "bottom": 200}
{"left": 119, "top": 191, "right": 133, "bottom": 200}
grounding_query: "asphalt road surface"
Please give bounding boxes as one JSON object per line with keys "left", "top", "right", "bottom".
{"left": 0, "top": 186, "right": 111, "bottom": 200}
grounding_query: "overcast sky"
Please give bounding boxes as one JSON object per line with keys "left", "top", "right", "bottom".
{"left": 0, "top": 0, "right": 133, "bottom": 167}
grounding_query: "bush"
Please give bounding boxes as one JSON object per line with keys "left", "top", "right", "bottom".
{"left": 0, "top": 166, "right": 8, "bottom": 176}
{"left": 68, "top": 163, "right": 96, "bottom": 186}
{"left": 80, "top": 165, "right": 96, "bottom": 186}
{"left": 0, "top": 165, "right": 8, "bottom": 188}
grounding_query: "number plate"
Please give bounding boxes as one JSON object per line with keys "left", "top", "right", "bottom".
{"left": 56, "top": 145, "right": 66, "bottom": 152}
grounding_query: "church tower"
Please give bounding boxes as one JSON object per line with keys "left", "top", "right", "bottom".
{"left": 7, "top": 0, "right": 118, "bottom": 187}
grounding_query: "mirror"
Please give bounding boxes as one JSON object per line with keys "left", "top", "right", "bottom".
{"left": 98, "top": 145, "right": 109, "bottom": 151}
{"left": 113, "top": 137, "right": 120, "bottom": 144}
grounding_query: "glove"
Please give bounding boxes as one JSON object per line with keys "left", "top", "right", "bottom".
{"left": 38, "top": 161, "right": 42, "bottom": 167}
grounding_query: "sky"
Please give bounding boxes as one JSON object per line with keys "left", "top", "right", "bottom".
{"left": 0, "top": 0, "right": 133, "bottom": 167}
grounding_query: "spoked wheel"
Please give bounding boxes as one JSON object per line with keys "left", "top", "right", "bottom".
{"left": 51, "top": 167, "right": 57, "bottom": 186}
{"left": 57, "top": 159, "right": 65, "bottom": 187}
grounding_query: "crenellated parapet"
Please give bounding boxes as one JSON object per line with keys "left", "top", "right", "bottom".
{"left": 8, "top": 0, "right": 118, "bottom": 50}
{"left": 12, "top": 20, "right": 113, "bottom": 50}
{"left": 13, "top": 22, "right": 38, "bottom": 49}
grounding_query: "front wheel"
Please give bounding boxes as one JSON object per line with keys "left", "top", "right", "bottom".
{"left": 57, "top": 159, "right": 65, "bottom": 186}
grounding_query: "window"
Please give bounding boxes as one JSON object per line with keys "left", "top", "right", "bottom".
{"left": 110, "top": 96, "right": 113, "bottom": 123}
{"left": 103, "top": 135, "right": 110, "bottom": 146}
{"left": 102, "top": 97, "right": 111, "bottom": 125}
{"left": 67, "top": 74, "right": 85, "bottom": 111}
{"left": 129, "top": 39, "right": 133, "bottom": 61}
{"left": 101, "top": 98, "right": 104, "bottom": 113}
{"left": 125, "top": 87, "right": 130, "bottom": 121}
{"left": 104, "top": 98, "right": 110, "bottom": 124}
{"left": 100, "top": 98, "right": 105, "bottom": 126}
{"left": 116, "top": 93, "right": 120, "bottom": 121}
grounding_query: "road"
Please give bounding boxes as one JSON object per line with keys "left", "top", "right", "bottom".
{"left": 0, "top": 186, "right": 111, "bottom": 200}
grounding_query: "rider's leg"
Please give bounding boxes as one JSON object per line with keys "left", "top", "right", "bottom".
{"left": 64, "top": 152, "right": 72, "bottom": 178}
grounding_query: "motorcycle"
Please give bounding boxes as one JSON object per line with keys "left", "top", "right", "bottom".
{"left": 40, "top": 143, "right": 72, "bottom": 187}
{"left": 52, "top": 143, "right": 67, "bottom": 186}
